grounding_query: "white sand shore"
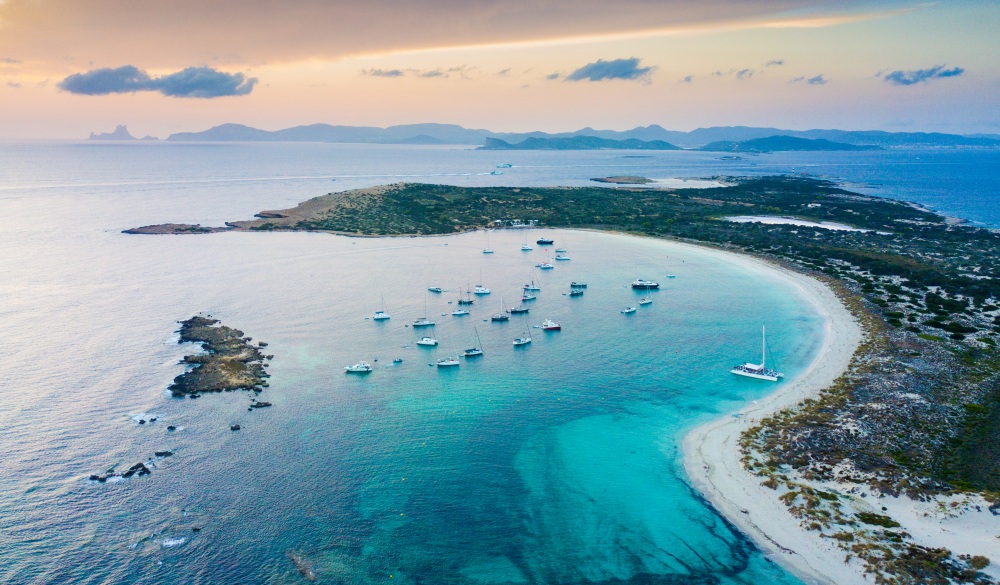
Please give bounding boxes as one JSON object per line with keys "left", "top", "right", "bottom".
{"left": 682, "top": 250, "right": 1000, "bottom": 584}
{"left": 682, "top": 254, "right": 868, "bottom": 585}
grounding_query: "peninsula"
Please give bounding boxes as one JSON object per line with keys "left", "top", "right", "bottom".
{"left": 127, "top": 177, "right": 1000, "bottom": 583}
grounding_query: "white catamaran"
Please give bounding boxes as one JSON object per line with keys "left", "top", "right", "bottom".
{"left": 731, "top": 326, "right": 783, "bottom": 382}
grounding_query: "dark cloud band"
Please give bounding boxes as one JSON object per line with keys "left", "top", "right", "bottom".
{"left": 58, "top": 65, "right": 257, "bottom": 98}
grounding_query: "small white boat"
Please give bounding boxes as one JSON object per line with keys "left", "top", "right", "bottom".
{"left": 490, "top": 170, "right": 503, "bottom": 175}
{"left": 638, "top": 298, "right": 652, "bottom": 306}
{"left": 483, "top": 230, "right": 494, "bottom": 254}
{"left": 667, "top": 274, "right": 676, "bottom": 278}
{"left": 509, "top": 305, "right": 529, "bottom": 314}
{"left": 513, "top": 335, "right": 532, "bottom": 346}
{"left": 536, "top": 262, "right": 554, "bottom": 270}
{"left": 541, "top": 319, "right": 561, "bottom": 331}
{"left": 554, "top": 255, "right": 570, "bottom": 261}
{"left": 496, "top": 163, "right": 512, "bottom": 168}
{"left": 428, "top": 287, "right": 444, "bottom": 293}
{"left": 731, "top": 326, "right": 783, "bottom": 382}
{"left": 373, "top": 295, "right": 390, "bottom": 320}
{"left": 416, "top": 337, "right": 438, "bottom": 346}
{"left": 436, "top": 357, "right": 460, "bottom": 367}
{"left": 474, "top": 285, "right": 491, "bottom": 295}
{"left": 520, "top": 244, "right": 533, "bottom": 251}
{"left": 569, "top": 289, "right": 584, "bottom": 297}
{"left": 523, "top": 281, "right": 540, "bottom": 292}
{"left": 452, "top": 309, "right": 469, "bottom": 316}
{"left": 521, "top": 293, "right": 536, "bottom": 302}
{"left": 392, "top": 358, "right": 403, "bottom": 364}
{"left": 483, "top": 248, "right": 494, "bottom": 254}
{"left": 554, "top": 248, "right": 567, "bottom": 253}
{"left": 412, "top": 318, "right": 435, "bottom": 327}
{"left": 621, "top": 307, "right": 637, "bottom": 314}
{"left": 345, "top": 361, "right": 373, "bottom": 373}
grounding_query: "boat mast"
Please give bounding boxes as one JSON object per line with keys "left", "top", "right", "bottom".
{"left": 762, "top": 325, "right": 767, "bottom": 368}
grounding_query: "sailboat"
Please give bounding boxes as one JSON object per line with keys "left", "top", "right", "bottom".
{"left": 483, "top": 230, "right": 494, "bottom": 254}
{"left": 413, "top": 293, "right": 435, "bottom": 327}
{"left": 731, "top": 326, "right": 783, "bottom": 382}
{"left": 513, "top": 318, "right": 532, "bottom": 346}
{"left": 373, "top": 295, "right": 391, "bottom": 320}
{"left": 491, "top": 294, "right": 510, "bottom": 322}
{"left": 462, "top": 327, "right": 484, "bottom": 357}
{"left": 520, "top": 231, "right": 532, "bottom": 251}
{"left": 458, "top": 285, "right": 475, "bottom": 305}
{"left": 474, "top": 271, "right": 491, "bottom": 295}
{"left": 638, "top": 283, "right": 653, "bottom": 306}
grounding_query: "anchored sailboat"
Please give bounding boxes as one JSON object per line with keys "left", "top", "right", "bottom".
{"left": 731, "top": 326, "right": 783, "bottom": 382}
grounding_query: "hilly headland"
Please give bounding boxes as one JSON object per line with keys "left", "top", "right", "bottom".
{"left": 127, "top": 176, "right": 1000, "bottom": 583}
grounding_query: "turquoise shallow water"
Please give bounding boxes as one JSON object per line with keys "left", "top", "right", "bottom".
{"left": 0, "top": 143, "right": 839, "bottom": 584}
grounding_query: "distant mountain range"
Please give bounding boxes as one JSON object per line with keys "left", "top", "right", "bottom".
{"left": 88, "top": 122, "right": 1000, "bottom": 149}
{"left": 481, "top": 136, "right": 682, "bottom": 151}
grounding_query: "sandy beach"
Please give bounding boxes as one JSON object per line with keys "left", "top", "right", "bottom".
{"left": 682, "top": 249, "right": 1000, "bottom": 584}
{"left": 682, "top": 252, "right": 868, "bottom": 584}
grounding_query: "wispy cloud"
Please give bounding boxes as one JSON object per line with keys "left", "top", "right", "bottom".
{"left": 764, "top": 59, "right": 785, "bottom": 67}
{"left": 565, "top": 57, "right": 654, "bottom": 82}
{"left": 362, "top": 68, "right": 404, "bottom": 77}
{"left": 361, "top": 65, "right": 472, "bottom": 80}
{"left": 546, "top": 72, "right": 561, "bottom": 81}
{"left": 497, "top": 68, "right": 511, "bottom": 76}
{"left": 1, "top": 57, "right": 21, "bottom": 64}
{"left": 735, "top": 68, "right": 754, "bottom": 80}
{"left": 791, "top": 74, "right": 827, "bottom": 85}
{"left": 679, "top": 75, "right": 694, "bottom": 83}
{"left": 7, "top": 81, "right": 23, "bottom": 88}
{"left": 58, "top": 65, "right": 257, "bottom": 98}
{"left": 880, "top": 64, "right": 964, "bottom": 86}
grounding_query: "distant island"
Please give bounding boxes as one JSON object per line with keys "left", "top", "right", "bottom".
{"left": 89, "top": 124, "right": 158, "bottom": 141}
{"left": 140, "top": 121, "right": 1000, "bottom": 149}
{"left": 699, "top": 135, "right": 881, "bottom": 153}
{"left": 480, "top": 136, "right": 681, "bottom": 151}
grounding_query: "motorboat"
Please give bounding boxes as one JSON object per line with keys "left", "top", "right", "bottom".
{"left": 621, "top": 307, "right": 637, "bottom": 314}
{"left": 452, "top": 308, "right": 470, "bottom": 316}
{"left": 427, "top": 287, "right": 443, "bottom": 293}
{"left": 345, "top": 361, "right": 373, "bottom": 373}
{"left": 570, "top": 282, "right": 587, "bottom": 288}
{"left": 554, "top": 255, "right": 570, "bottom": 261}
{"left": 536, "top": 262, "right": 554, "bottom": 270}
{"left": 474, "top": 285, "right": 491, "bottom": 295}
{"left": 536, "top": 238, "right": 554, "bottom": 245}
{"left": 541, "top": 319, "right": 561, "bottom": 331}
{"left": 631, "top": 279, "right": 659, "bottom": 289}
{"left": 416, "top": 337, "right": 439, "bottom": 346}
{"left": 569, "top": 289, "right": 584, "bottom": 297}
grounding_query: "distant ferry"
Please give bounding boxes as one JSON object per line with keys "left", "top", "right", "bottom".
{"left": 631, "top": 279, "right": 659, "bottom": 289}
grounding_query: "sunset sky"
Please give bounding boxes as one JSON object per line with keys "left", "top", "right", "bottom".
{"left": 0, "top": 0, "right": 996, "bottom": 139}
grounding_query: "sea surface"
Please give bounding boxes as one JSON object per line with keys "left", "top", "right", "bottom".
{"left": 0, "top": 142, "right": 995, "bottom": 584}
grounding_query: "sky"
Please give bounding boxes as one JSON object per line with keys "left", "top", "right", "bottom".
{"left": 0, "top": 0, "right": 997, "bottom": 139}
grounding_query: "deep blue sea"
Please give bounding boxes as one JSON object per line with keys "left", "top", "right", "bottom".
{"left": 0, "top": 142, "right": 996, "bottom": 584}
